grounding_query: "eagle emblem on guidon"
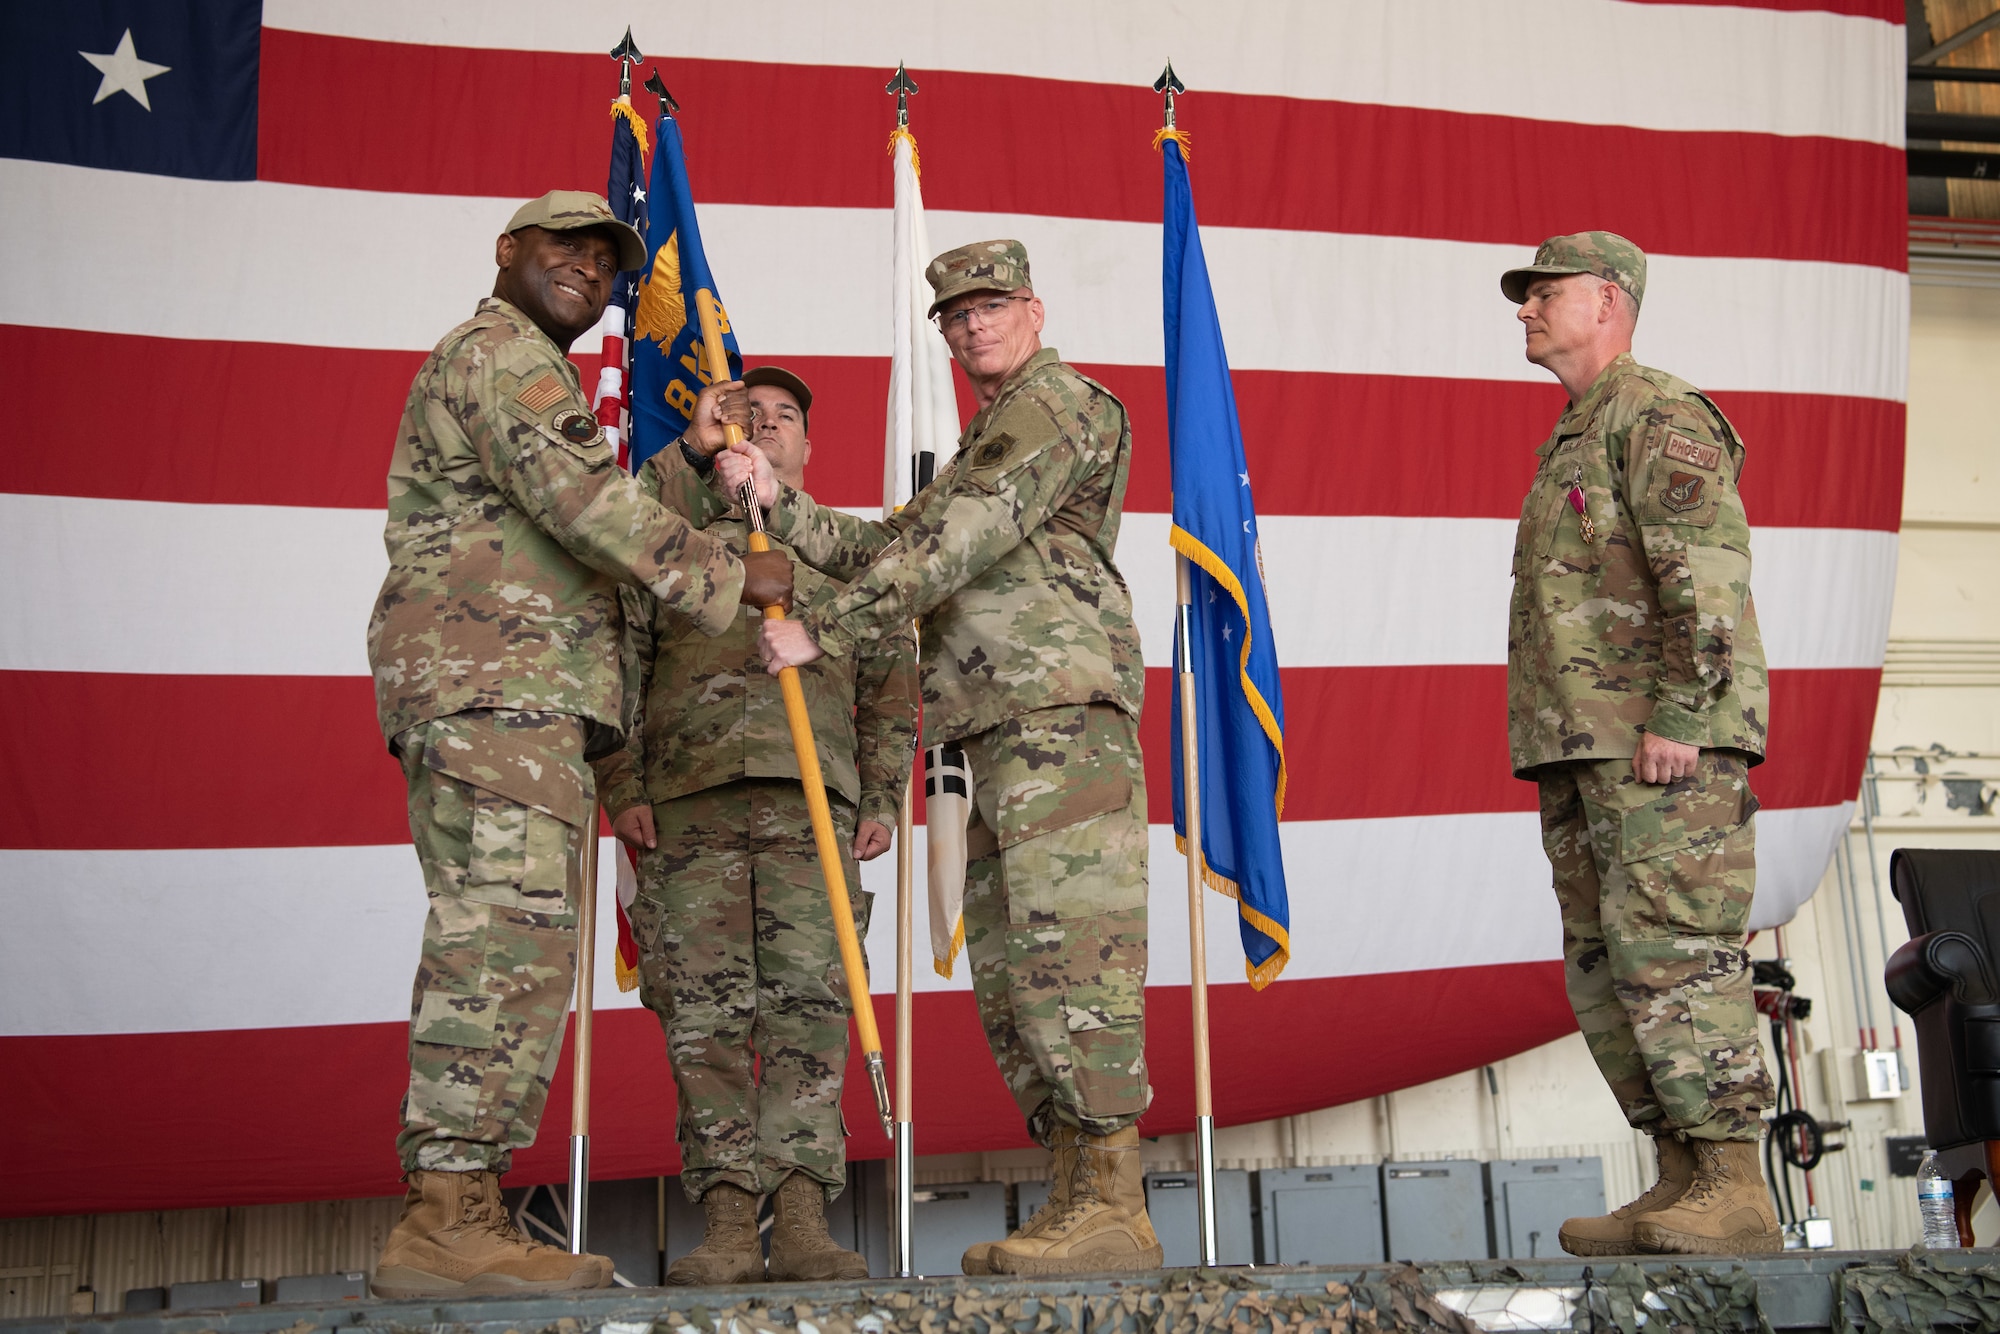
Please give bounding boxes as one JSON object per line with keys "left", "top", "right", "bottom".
{"left": 1661, "top": 471, "right": 1705, "bottom": 512}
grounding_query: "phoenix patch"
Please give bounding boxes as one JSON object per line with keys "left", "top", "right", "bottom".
{"left": 1660, "top": 470, "right": 1706, "bottom": 512}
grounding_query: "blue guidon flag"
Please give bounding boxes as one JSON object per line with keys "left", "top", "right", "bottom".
{"left": 628, "top": 110, "right": 740, "bottom": 470}
{"left": 1160, "top": 132, "right": 1292, "bottom": 989}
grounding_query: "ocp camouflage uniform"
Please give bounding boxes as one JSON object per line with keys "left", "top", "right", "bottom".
{"left": 368, "top": 296, "right": 745, "bottom": 1174}
{"left": 1509, "top": 349, "right": 1774, "bottom": 1143}
{"left": 594, "top": 495, "right": 919, "bottom": 1201}
{"left": 764, "top": 346, "right": 1150, "bottom": 1141}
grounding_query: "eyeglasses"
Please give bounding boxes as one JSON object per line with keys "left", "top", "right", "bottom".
{"left": 934, "top": 296, "right": 1030, "bottom": 331}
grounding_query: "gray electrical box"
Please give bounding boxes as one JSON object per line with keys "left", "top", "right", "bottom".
{"left": 1254, "top": 1165, "right": 1383, "bottom": 1265}
{"left": 1382, "top": 1160, "right": 1489, "bottom": 1261}
{"left": 168, "top": 1279, "right": 262, "bottom": 1310}
{"left": 1485, "top": 1157, "right": 1605, "bottom": 1260}
{"left": 586, "top": 1176, "right": 671, "bottom": 1285}
{"left": 1145, "top": 1170, "right": 1254, "bottom": 1266}
{"left": 855, "top": 1167, "right": 1007, "bottom": 1277}
{"left": 122, "top": 1289, "right": 166, "bottom": 1313}
{"left": 269, "top": 1273, "right": 367, "bottom": 1304}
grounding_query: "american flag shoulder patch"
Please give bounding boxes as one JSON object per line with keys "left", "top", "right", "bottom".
{"left": 515, "top": 373, "right": 568, "bottom": 415}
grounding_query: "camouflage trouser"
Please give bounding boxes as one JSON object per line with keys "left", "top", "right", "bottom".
{"left": 393, "top": 715, "right": 587, "bottom": 1174}
{"left": 1538, "top": 750, "right": 1774, "bottom": 1142}
{"left": 628, "top": 779, "right": 873, "bottom": 1202}
{"left": 960, "top": 703, "right": 1152, "bottom": 1144}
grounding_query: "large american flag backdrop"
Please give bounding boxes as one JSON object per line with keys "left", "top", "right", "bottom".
{"left": 1, "top": 0, "right": 1904, "bottom": 1217}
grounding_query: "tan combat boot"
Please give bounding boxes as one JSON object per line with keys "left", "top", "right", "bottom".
{"left": 988, "top": 1126, "right": 1164, "bottom": 1276}
{"left": 1558, "top": 1134, "right": 1697, "bottom": 1256}
{"left": 666, "top": 1181, "right": 765, "bottom": 1285}
{"left": 767, "top": 1172, "right": 868, "bottom": 1281}
{"left": 963, "top": 1123, "right": 1080, "bottom": 1275}
{"left": 370, "top": 1170, "right": 613, "bottom": 1298}
{"left": 1632, "top": 1139, "right": 1782, "bottom": 1255}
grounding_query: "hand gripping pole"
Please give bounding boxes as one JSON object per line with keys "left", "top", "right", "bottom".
{"left": 694, "top": 292, "right": 892, "bottom": 1136}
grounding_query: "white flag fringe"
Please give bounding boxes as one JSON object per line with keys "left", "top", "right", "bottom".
{"left": 884, "top": 126, "right": 970, "bottom": 976}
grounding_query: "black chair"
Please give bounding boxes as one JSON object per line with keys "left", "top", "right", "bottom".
{"left": 1886, "top": 847, "right": 2000, "bottom": 1245}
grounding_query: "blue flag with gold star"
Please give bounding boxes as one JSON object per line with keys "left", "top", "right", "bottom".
{"left": 629, "top": 112, "right": 740, "bottom": 470}
{"left": 1162, "top": 134, "right": 1291, "bottom": 989}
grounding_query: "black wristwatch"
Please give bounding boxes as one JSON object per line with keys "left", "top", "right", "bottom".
{"left": 678, "top": 433, "right": 714, "bottom": 475}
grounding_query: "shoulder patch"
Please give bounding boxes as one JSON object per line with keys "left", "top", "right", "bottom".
{"left": 972, "top": 432, "right": 1018, "bottom": 467}
{"left": 516, "top": 374, "right": 567, "bottom": 414}
{"left": 1662, "top": 433, "right": 1722, "bottom": 472}
{"left": 551, "top": 408, "right": 600, "bottom": 445}
{"left": 1659, "top": 470, "right": 1706, "bottom": 513}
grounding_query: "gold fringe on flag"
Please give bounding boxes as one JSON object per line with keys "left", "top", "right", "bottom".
{"left": 886, "top": 124, "right": 921, "bottom": 178}
{"left": 1151, "top": 126, "right": 1192, "bottom": 160}
{"left": 610, "top": 96, "right": 652, "bottom": 159}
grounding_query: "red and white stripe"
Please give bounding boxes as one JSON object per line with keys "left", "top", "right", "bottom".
{"left": 0, "top": 0, "right": 1905, "bottom": 1216}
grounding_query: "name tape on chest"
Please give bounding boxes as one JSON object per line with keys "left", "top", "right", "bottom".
{"left": 515, "top": 373, "right": 568, "bottom": 415}
{"left": 1662, "top": 433, "right": 1722, "bottom": 472}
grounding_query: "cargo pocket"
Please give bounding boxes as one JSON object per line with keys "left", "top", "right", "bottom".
{"left": 1614, "top": 779, "right": 1754, "bottom": 937}
{"left": 413, "top": 989, "right": 502, "bottom": 1050}
{"left": 463, "top": 790, "right": 572, "bottom": 912}
{"left": 1061, "top": 979, "right": 1148, "bottom": 1120}
{"left": 1001, "top": 808, "right": 1147, "bottom": 924}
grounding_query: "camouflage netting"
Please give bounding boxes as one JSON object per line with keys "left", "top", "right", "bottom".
{"left": 1832, "top": 1250, "right": 2000, "bottom": 1334}
{"left": 574, "top": 1267, "right": 1486, "bottom": 1334}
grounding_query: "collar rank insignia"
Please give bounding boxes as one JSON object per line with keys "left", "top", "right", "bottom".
{"left": 1661, "top": 470, "right": 1705, "bottom": 512}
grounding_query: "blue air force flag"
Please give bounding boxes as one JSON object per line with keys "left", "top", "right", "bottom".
{"left": 629, "top": 112, "right": 740, "bottom": 470}
{"left": 1161, "top": 134, "right": 1291, "bottom": 989}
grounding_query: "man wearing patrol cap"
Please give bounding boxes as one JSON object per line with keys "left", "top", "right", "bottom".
{"left": 595, "top": 364, "right": 918, "bottom": 1285}
{"left": 365, "top": 190, "right": 793, "bottom": 1297}
{"left": 1503, "top": 231, "right": 1780, "bottom": 1256}
{"left": 722, "top": 239, "right": 1160, "bottom": 1276}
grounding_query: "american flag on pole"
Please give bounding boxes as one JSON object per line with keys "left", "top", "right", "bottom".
{"left": 2, "top": 0, "right": 1905, "bottom": 1217}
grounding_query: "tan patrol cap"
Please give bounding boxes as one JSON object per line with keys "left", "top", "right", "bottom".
{"left": 1500, "top": 231, "right": 1647, "bottom": 309}
{"left": 505, "top": 190, "right": 648, "bottom": 273}
{"left": 743, "top": 364, "right": 813, "bottom": 431}
{"left": 927, "top": 239, "right": 1031, "bottom": 318}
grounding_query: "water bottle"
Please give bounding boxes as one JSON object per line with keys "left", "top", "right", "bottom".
{"left": 1918, "top": 1150, "right": 1959, "bottom": 1248}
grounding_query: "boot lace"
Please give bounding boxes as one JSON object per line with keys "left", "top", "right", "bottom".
{"left": 1674, "top": 1142, "right": 1730, "bottom": 1209}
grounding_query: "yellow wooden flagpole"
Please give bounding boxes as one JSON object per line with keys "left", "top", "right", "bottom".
{"left": 694, "top": 290, "right": 891, "bottom": 1135}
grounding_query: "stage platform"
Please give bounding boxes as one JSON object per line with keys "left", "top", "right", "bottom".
{"left": 7, "top": 1252, "right": 1998, "bottom": 1334}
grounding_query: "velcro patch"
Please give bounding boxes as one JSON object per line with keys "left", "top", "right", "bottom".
{"left": 972, "top": 432, "right": 1018, "bottom": 467}
{"left": 551, "top": 408, "right": 599, "bottom": 445}
{"left": 1659, "top": 470, "right": 1706, "bottom": 512}
{"left": 515, "top": 373, "right": 567, "bottom": 414}
{"left": 1663, "top": 433, "right": 1722, "bottom": 472}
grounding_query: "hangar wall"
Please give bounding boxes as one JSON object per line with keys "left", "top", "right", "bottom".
{"left": 6, "top": 231, "right": 2000, "bottom": 1319}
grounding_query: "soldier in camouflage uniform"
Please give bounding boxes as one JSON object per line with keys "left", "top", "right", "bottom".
{"left": 1503, "top": 233, "right": 1780, "bottom": 1257}
{"left": 726, "top": 241, "right": 1160, "bottom": 1277}
{"left": 364, "top": 191, "right": 793, "bottom": 1298}
{"left": 596, "top": 365, "right": 919, "bottom": 1284}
